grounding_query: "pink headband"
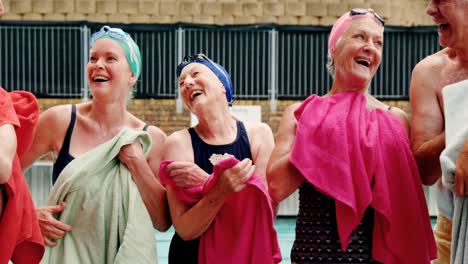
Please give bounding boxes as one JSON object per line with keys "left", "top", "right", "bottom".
{"left": 328, "top": 11, "right": 383, "bottom": 52}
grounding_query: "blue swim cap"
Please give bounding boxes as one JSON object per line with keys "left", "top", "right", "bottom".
{"left": 177, "top": 54, "right": 233, "bottom": 106}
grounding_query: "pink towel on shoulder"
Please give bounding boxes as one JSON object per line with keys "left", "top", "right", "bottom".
{"left": 290, "top": 92, "right": 436, "bottom": 263}
{"left": 160, "top": 157, "right": 281, "bottom": 264}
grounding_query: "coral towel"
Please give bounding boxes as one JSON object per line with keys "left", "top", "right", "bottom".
{"left": 160, "top": 157, "right": 281, "bottom": 264}
{"left": 290, "top": 92, "right": 436, "bottom": 263}
{"left": 0, "top": 88, "right": 44, "bottom": 264}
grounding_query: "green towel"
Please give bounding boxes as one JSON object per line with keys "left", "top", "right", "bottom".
{"left": 41, "top": 128, "right": 157, "bottom": 264}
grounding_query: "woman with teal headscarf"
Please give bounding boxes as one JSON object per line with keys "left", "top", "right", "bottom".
{"left": 21, "top": 26, "right": 171, "bottom": 263}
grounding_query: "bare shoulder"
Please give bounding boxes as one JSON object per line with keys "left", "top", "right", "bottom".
{"left": 277, "top": 102, "right": 302, "bottom": 133}
{"left": 146, "top": 125, "right": 167, "bottom": 143}
{"left": 389, "top": 106, "right": 408, "bottom": 118}
{"left": 409, "top": 50, "right": 450, "bottom": 107}
{"left": 243, "top": 121, "right": 274, "bottom": 148}
{"left": 41, "top": 104, "right": 74, "bottom": 126}
{"left": 162, "top": 129, "right": 193, "bottom": 161}
{"left": 145, "top": 126, "right": 167, "bottom": 161}
{"left": 38, "top": 104, "right": 75, "bottom": 144}
{"left": 166, "top": 129, "right": 190, "bottom": 144}
{"left": 389, "top": 107, "right": 410, "bottom": 135}
{"left": 283, "top": 102, "right": 302, "bottom": 117}
{"left": 243, "top": 121, "right": 273, "bottom": 137}
{"left": 413, "top": 48, "right": 450, "bottom": 78}
{"left": 389, "top": 107, "right": 409, "bottom": 122}
{"left": 22, "top": 104, "right": 74, "bottom": 163}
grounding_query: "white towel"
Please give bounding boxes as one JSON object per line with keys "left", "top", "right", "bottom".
{"left": 440, "top": 79, "right": 468, "bottom": 264}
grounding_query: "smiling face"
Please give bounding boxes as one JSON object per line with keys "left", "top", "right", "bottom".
{"left": 331, "top": 18, "right": 384, "bottom": 90}
{"left": 87, "top": 38, "right": 135, "bottom": 100}
{"left": 426, "top": 0, "right": 468, "bottom": 49}
{"left": 178, "top": 63, "right": 226, "bottom": 113}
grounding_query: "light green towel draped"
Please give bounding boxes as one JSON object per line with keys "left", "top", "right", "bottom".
{"left": 41, "top": 128, "right": 157, "bottom": 264}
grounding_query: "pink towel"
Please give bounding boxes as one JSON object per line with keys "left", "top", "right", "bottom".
{"left": 0, "top": 88, "right": 44, "bottom": 264}
{"left": 290, "top": 92, "right": 437, "bottom": 263}
{"left": 160, "top": 158, "right": 282, "bottom": 264}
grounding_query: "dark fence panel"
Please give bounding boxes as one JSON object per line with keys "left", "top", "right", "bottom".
{"left": 183, "top": 27, "right": 271, "bottom": 99}
{"left": 372, "top": 27, "right": 440, "bottom": 99}
{"left": 277, "top": 29, "right": 331, "bottom": 98}
{"left": 0, "top": 22, "right": 440, "bottom": 100}
{"left": 276, "top": 26, "right": 440, "bottom": 100}
{"left": 0, "top": 25, "right": 84, "bottom": 97}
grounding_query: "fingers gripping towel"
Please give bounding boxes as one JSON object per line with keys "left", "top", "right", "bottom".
{"left": 440, "top": 79, "right": 468, "bottom": 263}
{"left": 160, "top": 157, "right": 282, "bottom": 264}
{"left": 290, "top": 92, "right": 436, "bottom": 263}
{"left": 41, "top": 128, "right": 157, "bottom": 264}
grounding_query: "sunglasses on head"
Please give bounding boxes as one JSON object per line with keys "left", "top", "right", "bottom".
{"left": 90, "top": 26, "right": 130, "bottom": 46}
{"left": 177, "top": 53, "right": 213, "bottom": 77}
{"left": 350, "top": 8, "right": 385, "bottom": 26}
{"left": 181, "top": 53, "right": 210, "bottom": 63}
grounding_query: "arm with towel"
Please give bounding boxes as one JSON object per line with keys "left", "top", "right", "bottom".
{"left": 266, "top": 103, "right": 306, "bottom": 208}
{"left": 118, "top": 127, "right": 171, "bottom": 232}
{"left": 41, "top": 129, "right": 158, "bottom": 264}
{"left": 162, "top": 132, "right": 255, "bottom": 241}
{"left": 439, "top": 79, "right": 468, "bottom": 263}
{"left": 160, "top": 157, "right": 281, "bottom": 264}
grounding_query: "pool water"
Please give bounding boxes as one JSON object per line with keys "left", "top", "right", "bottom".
{"left": 155, "top": 217, "right": 296, "bottom": 264}
{"left": 155, "top": 216, "right": 437, "bottom": 264}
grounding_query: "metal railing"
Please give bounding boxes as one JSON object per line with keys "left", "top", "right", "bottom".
{"left": 0, "top": 22, "right": 441, "bottom": 103}
{"left": 0, "top": 25, "right": 85, "bottom": 97}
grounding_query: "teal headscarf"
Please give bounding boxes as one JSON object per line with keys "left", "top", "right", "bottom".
{"left": 90, "top": 26, "right": 142, "bottom": 80}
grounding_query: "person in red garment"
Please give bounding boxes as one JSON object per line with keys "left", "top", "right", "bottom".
{"left": 0, "top": 1, "right": 44, "bottom": 263}
{"left": 0, "top": 87, "right": 44, "bottom": 263}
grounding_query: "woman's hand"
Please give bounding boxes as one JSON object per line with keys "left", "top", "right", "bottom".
{"left": 118, "top": 141, "right": 145, "bottom": 170}
{"left": 36, "top": 202, "right": 72, "bottom": 246}
{"left": 215, "top": 158, "right": 256, "bottom": 195}
{"left": 455, "top": 142, "right": 468, "bottom": 196}
{"left": 165, "top": 161, "right": 209, "bottom": 188}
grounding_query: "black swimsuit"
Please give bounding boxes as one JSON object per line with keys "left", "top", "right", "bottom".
{"left": 168, "top": 121, "right": 252, "bottom": 264}
{"left": 52, "top": 104, "right": 150, "bottom": 184}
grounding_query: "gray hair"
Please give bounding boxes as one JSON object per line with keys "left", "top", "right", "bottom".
{"left": 326, "top": 52, "right": 335, "bottom": 80}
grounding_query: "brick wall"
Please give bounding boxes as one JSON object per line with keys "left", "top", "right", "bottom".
{"left": 38, "top": 98, "right": 410, "bottom": 137}
{"left": 1, "top": 0, "right": 433, "bottom": 26}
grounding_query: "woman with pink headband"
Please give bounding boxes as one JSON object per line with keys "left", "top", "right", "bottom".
{"left": 267, "top": 9, "right": 436, "bottom": 263}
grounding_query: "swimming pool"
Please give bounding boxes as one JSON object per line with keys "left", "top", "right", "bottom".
{"left": 155, "top": 217, "right": 296, "bottom": 264}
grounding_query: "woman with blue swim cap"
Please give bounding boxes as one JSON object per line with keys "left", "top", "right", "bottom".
{"left": 160, "top": 54, "right": 281, "bottom": 263}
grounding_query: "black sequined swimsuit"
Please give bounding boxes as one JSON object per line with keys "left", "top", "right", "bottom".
{"left": 290, "top": 182, "right": 380, "bottom": 264}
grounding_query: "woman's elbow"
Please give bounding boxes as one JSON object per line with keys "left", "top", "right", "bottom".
{"left": 152, "top": 216, "right": 172, "bottom": 232}
{"left": 178, "top": 231, "right": 198, "bottom": 241}
{"left": 420, "top": 172, "right": 440, "bottom": 186}
{"left": 171, "top": 221, "right": 199, "bottom": 241}
{"left": 268, "top": 180, "right": 288, "bottom": 204}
